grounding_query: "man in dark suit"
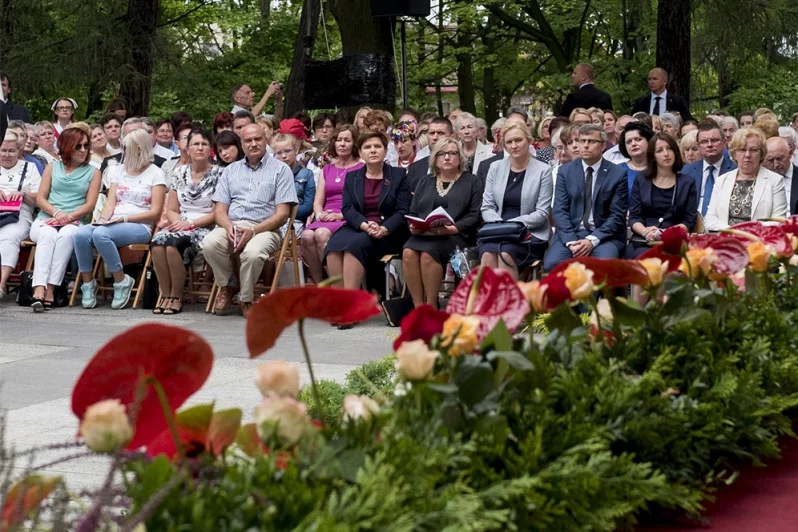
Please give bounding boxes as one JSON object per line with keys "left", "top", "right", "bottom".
{"left": 406, "top": 117, "right": 453, "bottom": 192}
{"left": 631, "top": 68, "right": 694, "bottom": 123}
{"left": 0, "top": 99, "right": 6, "bottom": 143}
{"left": 0, "top": 72, "right": 31, "bottom": 123}
{"left": 543, "top": 124, "right": 628, "bottom": 271}
{"left": 763, "top": 136, "right": 798, "bottom": 216}
{"left": 679, "top": 120, "right": 736, "bottom": 217}
{"left": 560, "top": 63, "right": 613, "bottom": 118}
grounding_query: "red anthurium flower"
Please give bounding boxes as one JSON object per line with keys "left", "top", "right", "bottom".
{"left": 539, "top": 273, "right": 572, "bottom": 309}
{"left": 393, "top": 304, "right": 450, "bottom": 351}
{"left": 71, "top": 324, "right": 213, "bottom": 450}
{"left": 446, "top": 267, "right": 530, "bottom": 337}
{"left": 247, "top": 287, "right": 381, "bottom": 358}
{"left": 661, "top": 225, "right": 689, "bottom": 255}
{"left": 690, "top": 234, "right": 749, "bottom": 276}
{"left": 638, "top": 245, "right": 682, "bottom": 272}
{"left": 728, "top": 222, "right": 793, "bottom": 258}
{"left": 146, "top": 404, "right": 242, "bottom": 460}
{"left": 1, "top": 475, "right": 59, "bottom": 530}
{"left": 549, "top": 257, "right": 649, "bottom": 288}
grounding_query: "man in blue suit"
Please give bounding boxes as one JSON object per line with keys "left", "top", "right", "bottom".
{"left": 544, "top": 124, "right": 628, "bottom": 271}
{"left": 680, "top": 120, "right": 737, "bottom": 217}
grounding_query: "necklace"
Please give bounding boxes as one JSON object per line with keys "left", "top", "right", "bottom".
{"left": 436, "top": 174, "right": 459, "bottom": 196}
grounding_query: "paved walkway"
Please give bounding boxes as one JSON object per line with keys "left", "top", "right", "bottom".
{"left": 0, "top": 300, "right": 395, "bottom": 489}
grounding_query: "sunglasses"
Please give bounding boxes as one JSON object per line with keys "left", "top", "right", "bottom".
{"left": 75, "top": 143, "right": 90, "bottom": 151}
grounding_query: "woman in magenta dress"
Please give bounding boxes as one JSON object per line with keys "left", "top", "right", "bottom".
{"left": 301, "top": 123, "right": 364, "bottom": 283}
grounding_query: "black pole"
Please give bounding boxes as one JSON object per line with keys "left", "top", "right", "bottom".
{"left": 401, "top": 19, "right": 408, "bottom": 109}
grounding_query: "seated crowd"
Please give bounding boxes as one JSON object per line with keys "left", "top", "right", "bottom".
{"left": 1, "top": 65, "right": 797, "bottom": 322}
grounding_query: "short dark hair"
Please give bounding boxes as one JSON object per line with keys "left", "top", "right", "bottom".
{"left": 696, "top": 118, "right": 723, "bottom": 141}
{"left": 175, "top": 121, "right": 194, "bottom": 142}
{"left": 618, "top": 121, "right": 655, "bottom": 159}
{"left": 170, "top": 111, "right": 193, "bottom": 132}
{"left": 231, "top": 84, "right": 245, "bottom": 101}
{"left": 429, "top": 117, "right": 453, "bottom": 134}
{"left": 312, "top": 113, "right": 336, "bottom": 132}
{"left": 645, "top": 132, "right": 683, "bottom": 179}
{"left": 356, "top": 129, "right": 389, "bottom": 150}
{"left": 506, "top": 107, "right": 529, "bottom": 121}
{"left": 419, "top": 112, "right": 438, "bottom": 123}
{"left": 214, "top": 130, "right": 244, "bottom": 166}
{"left": 290, "top": 111, "right": 312, "bottom": 131}
{"left": 105, "top": 98, "right": 127, "bottom": 113}
{"left": 99, "top": 113, "right": 121, "bottom": 127}
{"left": 329, "top": 124, "right": 360, "bottom": 158}
{"left": 631, "top": 112, "right": 653, "bottom": 129}
{"left": 548, "top": 116, "right": 570, "bottom": 136}
{"left": 233, "top": 110, "right": 255, "bottom": 123}
{"left": 739, "top": 111, "right": 754, "bottom": 121}
{"left": 0, "top": 71, "right": 9, "bottom": 90}
{"left": 334, "top": 109, "right": 351, "bottom": 125}
{"left": 187, "top": 126, "right": 212, "bottom": 147}
{"left": 398, "top": 107, "right": 419, "bottom": 122}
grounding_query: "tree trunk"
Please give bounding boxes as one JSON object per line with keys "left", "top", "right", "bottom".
{"left": 455, "top": 18, "right": 476, "bottom": 114}
{"left": 119, "top": 0, "right": 159, "bottom": 116}
{"left": 260, "top": 0, "right": 271, "bottom": 26}
{"left": 717, "top": 51, "right": 732, "bottom": 109}
{"left": 483, "top": 66, "right": 498, "bottom": 130}
{"left": 285, "top": 0, "right": 321, "bottom": 116}
{"left": 328, "top": 0, "right": 396, "bottom": 111}
{"left": 656, "top": 0, "right": 691, "bottom": 104}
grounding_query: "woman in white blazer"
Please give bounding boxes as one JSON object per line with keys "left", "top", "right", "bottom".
{"left": 458, "top": 112, "right": 494, "bottom": 174}
{"left": 704, "top": 128, "right": 787, "bottom": 231}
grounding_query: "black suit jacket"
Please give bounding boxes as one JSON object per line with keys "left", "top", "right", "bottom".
{"left": 100, "top": 152, "right": 166, "bottom": 175}
{"left": 632, "top": 92, "right": 694, "bottom": 123}
{"left": 406, "top": 156, "right": 429, "bottom": 193}
{"left": 560, "top": 84, "right": 613, "bottom": 117}
{"left": 628, "top": 172, "right": 698, "bottom": 232}
{"left": 0, "top": 100, "right": 6, "bottom": 144}
{"left": 789, "top": 165, "right": 798, "bottom": 216}
{"left": 476, "top": 153, "right": 503, "bottom": 187}
{"left": 342, "top": 163, "right": 411, "bottom": 234}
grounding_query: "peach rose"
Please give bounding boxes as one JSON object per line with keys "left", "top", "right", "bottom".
{"left": 342, "top": 394, "right": 380, "bottom": 423}
{"left": 679, "top": 247, "right": 716, "bottom": 279}
{"left": 563, "top": 262, "right": 595, "bottom": 300}
{"left": 746, "top": 241, "right": 770, "bottom": 273}
{"left": 517, "top": 280, "right": 547, "bottom": 313}
{"left": 441, "top": 314, "right": 481, "bottom": 357}
{"left": 395, "top": 339, "right": 438, "bottom": 380}
{"left": 638, "top": 257, "right": 668, "bottom": 288}
{"left": 255, "top": 396, "right": 310, "bottom": 447}
{"left": 79, "top": 399, "right": 133, "bottom": 453}
{"left": 254, "top": 360, "right": 300, "bottom": 398}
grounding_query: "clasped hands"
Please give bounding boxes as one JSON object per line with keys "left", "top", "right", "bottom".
{"left": 640, "top": 226, "right": 662, "bottom": 241}
{"left": 361, "top": 221, "right": 388, "bottom": 239}
{"left": 227, "top": 224, "right": 254, "bottom": 253}
{"left": 567, "top": 239, "right": 595, "bottom": 257}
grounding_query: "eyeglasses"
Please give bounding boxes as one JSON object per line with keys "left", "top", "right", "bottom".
{"left": 275, "top": 148, "right": 295, "bottom": 157}
{"left": 56, "top": 106, "right": 73, "bottom": 111}
{"left": 738, "top": 148, "right": 761, "bottom": 155}
{"left": 698, "top": 138, "right": 723, "bottom": 146}
{"left": 578, "top": 138, "right": 603, "bottom": 145}
{"left": 437, "top": 150, "right": 460, "bottom": 159}
{"left": 75, "top": 143, "right": 90, "bottom": 151}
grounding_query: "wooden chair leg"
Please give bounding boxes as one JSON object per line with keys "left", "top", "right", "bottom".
{"left": 290, "top": 232, "right": 302, "bottom": 287}
{"left": 206, "top": 282, "right": 217, "bottom": 314}
{"left": 132, "top": 251, "right": 151, "bottom": 309}
{"left": 269, "top": 232, "right": 292, "bottom": 295}
{"left": 25, "top": 245, "right": 36, "bottom": 271}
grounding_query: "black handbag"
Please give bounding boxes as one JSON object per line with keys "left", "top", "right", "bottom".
{"left": 381, "top": 284, "right": 414, "bottom": 327}
{"left": 0, "top": 163, "right": 27, "bottom": 229}
{"left": 142, "top": 266, "right": 159, "bottom": 310}
{"left": 16, "top": 271, "right": 33, "bottom": 306}
{"left": 477, "top": 221, "right": 530, "bottom": 244}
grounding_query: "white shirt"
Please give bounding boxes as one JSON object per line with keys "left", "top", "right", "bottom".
{"left": 785, "top": 164, "right": 794, "bottom": 216}
{"left": 603, "top": 144, "right": 628, "bottom": 164}
{"left": 416, "top": 145, "right": 431, "bottom": 160}
{"left": 109, "top": 164, "right": 167, "bottom": 234}
{"left": 700, "top": 159, "right": 724, "bottom": 207}
{"left": 649, "top": 90, "right": 668, "bottom": 115}
{"left": 0, "top": 160, "right": 42, "bottom": 221}
{"left": 153, "top": 143, "right": 174, "bottom": 161}
{"left": 578, "top": 82, "right": 594, "bottom": 89}
{"left": 231, "top": 104, "right": 247, "bottom": 114}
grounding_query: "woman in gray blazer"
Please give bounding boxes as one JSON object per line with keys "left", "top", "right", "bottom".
{"left": 479, "top": 122, "right": 553, "bottom": 279}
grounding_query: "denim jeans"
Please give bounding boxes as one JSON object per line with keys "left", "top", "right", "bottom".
{"left": 73, "top": 223, "right": 151, "bottom": 273}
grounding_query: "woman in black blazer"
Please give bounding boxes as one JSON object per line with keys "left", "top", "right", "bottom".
{"left": 628, "top": 133, "right": 698, "bottom": 262}
{"left": 403, "top": 138, "right": 483, "bottom": 309}
{"left": 325, "top": 129, "right": 411, "bottom": 294}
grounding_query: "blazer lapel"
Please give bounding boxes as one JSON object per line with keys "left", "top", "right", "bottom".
{"left": 493, "top": 158, "right": 510, "bottom": 216}
{"left": 791, "top": 166, "right": 798, "bottom": 213}
{"left": 377, "top": 164, "right": 392, "bottom": 209}
{"left": 352, "top": 170, "right": 365, "bottom": 212}
{"left": 593, "top": 160, "right": 609, "bottom": 201}
{"left": 751, "top": 167, "right": 767, "bottom": 216}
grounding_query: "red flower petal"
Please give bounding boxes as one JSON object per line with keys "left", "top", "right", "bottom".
{"left": 392, "top": 305, "right": 450, "bottom": 350}
{"left": 690, "top": 234, "right": 749, "bottom": 275}
{"left": 539, "top": 273, "right": 572, "bottom": 309}
{"left": 2, "top": 475, "right": 59, "bottom": 529}
{"left": 446, "top": 267, "right": 530, "bottom": 337}
{"left": 247, "top": 287, "right": 381, "bottom": 358}
{"left": 639, "top": 245, "right": 682, "bottom": 272}
{"left": 71, "top": 324, "right": 213, "bottom": 450}
{"left": 730, "top": 221, "right": 793, "bottom": 258}
{"left": 549, "top": 257, "right": 649, "bottom": 288}
{"left": 661, "top": 225, "right": 689, "bottom": 255}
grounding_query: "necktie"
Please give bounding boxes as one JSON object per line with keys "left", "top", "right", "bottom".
{"left": 583, "top": 166, "right": 594, "bottom": 230}
{"left": 653, "top": 96, "right": 662, "bottom": 116}
{"left": 701, "top": 166, "right": 715, "bottom": 216}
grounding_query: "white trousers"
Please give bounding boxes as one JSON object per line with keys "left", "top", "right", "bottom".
{"left": 29, "top": 219, "right": 79, "bottom": 287}
{"left": 0, "top": 217, "right": 32, "bottom": 268}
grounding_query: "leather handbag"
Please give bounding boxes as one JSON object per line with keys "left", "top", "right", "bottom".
{"left": 477, "top": 221, "right": 530, "bottom": 244}
{"left": 381, "top": 284, "right": 414, "bottom": 327}
{"left": 0, "top": 163, "right": 27, "bottom": 229}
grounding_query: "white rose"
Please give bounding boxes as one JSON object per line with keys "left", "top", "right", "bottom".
{"left": 255, "top": 396, "right": 310, "bottom": 447}
{"left": 590, "top": 298, "right": 613, "bottom": 328}
{"left": 342, "top": 394, "right": 380, "bottom": 424}
{"left": 79, "top": 399, "right": 133, "bottom": 453}
{"left": 395, "top": 339, "right": 438, "bottom": 381}
{"left": 254, "top": 360, "right": 300, "bottom": 398}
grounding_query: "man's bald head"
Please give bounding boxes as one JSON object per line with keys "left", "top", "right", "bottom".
{"left": 241, "top": 124, "right": 267, "bottom": 163}
{"left": 763, "top": 136, "right": 792, "bottom": 176}
{"left": 648, "top": 68, "right": 668, "bottom": 94}
{"left": 571, "top": 63, "right": 595, "bottom": 87}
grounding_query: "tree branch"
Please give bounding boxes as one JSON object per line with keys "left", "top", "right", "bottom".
{"left": 158, "top": 0, "right": 212, "bottom": 28}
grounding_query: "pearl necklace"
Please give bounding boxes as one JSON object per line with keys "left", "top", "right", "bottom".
{"left": 436, "top": 174, "right": 459, "bottom": 197}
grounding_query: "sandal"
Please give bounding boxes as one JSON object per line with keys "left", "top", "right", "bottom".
{"left": 163, "top": 298, "right": 183, "bottom": 315}
{"left": 43, "top": 300, "right": 54, "bottom": 311}
{"left": 152, "top": 296, "right": 170, "bottom": 315}
{"left": 31, "top": 297, "right": 45, "bottom": 313}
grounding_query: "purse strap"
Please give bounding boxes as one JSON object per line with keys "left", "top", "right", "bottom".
{"left": 17, "top": 162, "right": 28, "bottom": 192}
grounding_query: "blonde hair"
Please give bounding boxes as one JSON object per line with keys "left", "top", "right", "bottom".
{"left": 587, "top": 107, "right": 605, "bottom": 125}
{"left": 502, "top": 122, "right": 534, "bottom": 148}
{"left": 66, "top": 121, "right": 91, "bottom": 137}
{"left": 753, "top": 107, "right": 776, "bottom": 121}
{"left": 569, "top": 107, "right": 591, "bottom": 122}
{"left": 537, "top": 116, "right": 553, "bottom": 139}
{"left": 3, "top": 131, "right": 20, "bottom": 147}
{"left": 429, "top": 137, "right": 465, "bottom": 177}
{"left": 35, "top": 121, "right": 55, "bottom": 135}
{"left": 729, "top": 127, "right": 768, "bottom": 159}
{"left": 270, "top": 132, "right": 312, "bottom": 154}
{"left": 679, "top": 130, "right": 698, "bottom": 159}
{"left": 121, "top": 128, "right": 154, "bottom": 173}
{"left": 651, "top": 115, "right": 664, "bottom": 132}
{"left": 752, "top": 114, "right": 779, "bottom": 139}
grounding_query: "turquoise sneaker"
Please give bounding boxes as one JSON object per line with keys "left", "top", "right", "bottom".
{"left": 81, "top": 280, "right": 98, "bottom": 309}
{"left": 111, "top": 274, "right": 135, "bottom": 310}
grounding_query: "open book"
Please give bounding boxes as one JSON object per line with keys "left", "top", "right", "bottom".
{"left": 406, "top": 207, "right": 455, "bottom": 234}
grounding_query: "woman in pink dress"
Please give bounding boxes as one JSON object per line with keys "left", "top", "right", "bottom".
{"left": 301, "top": 124, "right": 364, "bottom": 283}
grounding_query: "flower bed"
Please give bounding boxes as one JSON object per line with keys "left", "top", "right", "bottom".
{"left": 5, "top": 221, "right": 798, "bottom": 531}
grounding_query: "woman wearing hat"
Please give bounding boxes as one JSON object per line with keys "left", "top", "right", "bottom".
{"left": 51, "top": 98, "right": 77, "bottom": 141}
{"left": 390, "top": 121, "right": 418, "bottom": 169}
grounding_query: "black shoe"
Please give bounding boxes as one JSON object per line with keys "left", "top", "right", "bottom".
{"left": 31, "top": 298, "right": 45, "bottom": 313}
{"left": 337, "top": 324, "right": 354, "bottom": 330}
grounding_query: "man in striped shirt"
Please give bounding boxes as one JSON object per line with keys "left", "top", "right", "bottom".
{"left": 202, "top": 124, "right": 298, "bottom": 317}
